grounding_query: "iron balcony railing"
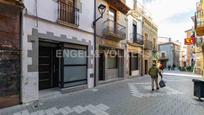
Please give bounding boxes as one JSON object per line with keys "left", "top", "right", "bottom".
{"left": 195, "top": 10, "right": 204, "bottom": 28}
{"left": 144, "top": 40, "right": 153, "bottom": 50}
{"left": 130, "top": 33, "right": 144, "bottom": 45}
{"left": 58, "top": 0, "right": 79, "bottom": 26}
{"left": 103, "top": 19, "right": 126, "bottom": 41}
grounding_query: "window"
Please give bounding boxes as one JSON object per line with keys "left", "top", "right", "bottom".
{"left": 107, "top": 55, "right": 117, "bottom": 69}
{"left": 131, "top": 53, "right": 139, "bottom": 70}
{"left": 63, "top": 48, "right": 87, "bottom": 88}
{"left": 161, "top": 52, "right": 166, "bottom": 58}
{"left": 109, "top": 8, "right": 116, "bottom": 21}
{"left": 133, "top": 23, "right": 137, "bottom": 40}
{"left": 153, "top": 38, "right": 156, "bottom": 48}
{"left": 109, "top": 8, "right": 117, "bottom": 31}
{"left": 59, "top": 0, "right": 79, "bottom": 25}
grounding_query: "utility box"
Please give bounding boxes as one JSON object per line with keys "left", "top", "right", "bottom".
{"left": 192, "top": 79, "right": 204, "bottom": 100}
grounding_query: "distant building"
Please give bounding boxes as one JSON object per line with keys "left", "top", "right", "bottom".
{"left": 158, "top": 37, "right": 170, "bottom": 44}
{"left": 158, "top": 39, "right": 181, "bottom": 68}
{"left": 180, "top": 45, "right": 187, "bottom": 67}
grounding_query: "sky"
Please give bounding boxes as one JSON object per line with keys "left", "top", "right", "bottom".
{"left": 138, "top": 0, "right": 198, "bottom": 43}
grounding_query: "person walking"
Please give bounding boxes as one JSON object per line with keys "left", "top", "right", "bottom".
{"left": 168, "top": 65, "right": 171, "bottom": 70}
{"left": 148, "top": 62, "right": 163, "bottom": 91}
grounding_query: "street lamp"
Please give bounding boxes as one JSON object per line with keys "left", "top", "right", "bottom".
{"left": 94, "top": 4, "right": 106, "bottom": 25}
{"left": 93, "top": 3, "right": 106, "bottom": 87}
{"left": 98, "top": 4, "right": 106, "bottom": 16}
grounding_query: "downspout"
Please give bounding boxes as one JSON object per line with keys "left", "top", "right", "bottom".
{"left": 19, "top": 8, "right": 23, "bottom": 104}
{"left": 19, "top": 1, "right": 24, "bottom": 104}
{"left": 202, "top": 45, "right": 204, "bottom": 79}
{"left": 94, "top": 0, "right": 97, "bottom": 87}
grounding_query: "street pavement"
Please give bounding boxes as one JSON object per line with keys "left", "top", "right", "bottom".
{"left": 1, "top": 71, "right": 204, "bottom": 115}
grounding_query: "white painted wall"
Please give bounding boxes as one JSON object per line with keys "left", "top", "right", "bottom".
{"left": 127, "top": 15, "right": 143, "bottom": 42}
{"left": 21, "top": 0, "right": 94, "bottom": 103}
{"left": 126, "top": 0, "right": 134, "bottom": 9}
{"left": 24, "top": 0, "right": 94, "bottom": 33}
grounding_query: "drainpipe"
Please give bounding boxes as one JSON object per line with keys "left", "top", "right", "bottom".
{"left": 19, "top": 2, "right": 24, "bottom": 105}
{"left": 202, "top": 45, "right": 204, "bottom": 80}
{"left": 93, "top": 0, "right": 97, "bottom": 87}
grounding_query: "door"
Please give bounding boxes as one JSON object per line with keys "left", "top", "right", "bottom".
{"left": 66, "top": 0, "right": 75, "bottom": 23}
{"left": 60, "top": 0, "right": 75, "bottom": 23}
{"left": 109, "top": 8, "right": 117, "bottom": 32}
{"left": 129, "top": 53, "right": 132, "bottom": 76}
{"left": 140, "top": 55, "right": 143, "bottom": 76}
{"left": 0, "top": 50, "right": 20, "bottom": 108}
{"left": 0, "top": 4, "right": 21, "bottom": 108}
{"left": 145, "top": 60, "right": 148, "bottom": 74}
{"left": 39, "top": 44, "right": 59, "bottom": 90}
{"left": 99, "top": 53, "right": 105, "bottom": 81}
{"left": 133, "top": 24, "right": 137, "bottom": 41}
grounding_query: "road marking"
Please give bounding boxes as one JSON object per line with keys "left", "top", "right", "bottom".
{"left": 13, "top": 104, "right": 110, "bottom": 115}
{"left": 163, "top": 73, "right": 202, "bottom": 78}
{"left": 128, "top": 83, "right": 183, "bottom": 98}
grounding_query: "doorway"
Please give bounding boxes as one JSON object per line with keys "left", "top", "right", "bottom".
{"left": 145, "top": 60, "right": 148, "bottom": 74}
{"left": 99, "top": 53, "right": 105, "bottom": 81}
{"left": 109, "top": 7, "right": 117, "bottom": 32}
{"left": 39, "top": 42, "right": 59, "bottom": 90}
{"left": 129, "top": 53, "right": 132, "bottom": 76}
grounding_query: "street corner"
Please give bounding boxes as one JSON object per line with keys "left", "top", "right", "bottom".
{"left": 128, "top": 82, "right": 183, "bottom": 98}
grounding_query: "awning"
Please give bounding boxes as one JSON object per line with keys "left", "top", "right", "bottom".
{"left": 105, "top": 0, "right": 130, "bottom": 14}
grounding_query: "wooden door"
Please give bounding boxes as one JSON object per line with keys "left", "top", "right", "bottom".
{"left": 66, "top": 0, "right": 75, "bottom": 23}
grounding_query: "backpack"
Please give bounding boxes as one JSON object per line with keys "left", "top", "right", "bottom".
{"left": 149, "top": 67, "right": 158, "bottom": 78}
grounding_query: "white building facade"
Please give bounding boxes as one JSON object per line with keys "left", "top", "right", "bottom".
{"left": 126, "top": 0, "right": 144, "bottom": 77}
{"left": 21, "top": 0, "right": 95, "bottom": 103}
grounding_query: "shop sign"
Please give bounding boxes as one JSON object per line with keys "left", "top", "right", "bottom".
{"left": 184, "top": 38, "right": 195, "bottom": 45}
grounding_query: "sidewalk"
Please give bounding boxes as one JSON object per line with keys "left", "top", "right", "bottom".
{"left": 163, "top": 70, "right": 202, "bottom": 78}
{"left": 0, "top": 74, "right": 204, "bottom": 115}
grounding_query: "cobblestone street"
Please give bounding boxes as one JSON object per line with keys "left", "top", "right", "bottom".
{"left": 1, "top": 71, "right": 204, "bottom": 115}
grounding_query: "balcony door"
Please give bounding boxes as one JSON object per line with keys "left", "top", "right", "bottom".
{"left": 133, "top": 24, "right": 137, "bottom": 42}
{"left": 109, "top": 8, "right": 117, "bottom": 32}
{"left": 60, "top": 0, "right": 75, "bottom": 24}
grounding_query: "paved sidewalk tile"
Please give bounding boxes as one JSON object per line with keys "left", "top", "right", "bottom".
{"left": 1, "top": 73, "right": 204, "bottom": 115}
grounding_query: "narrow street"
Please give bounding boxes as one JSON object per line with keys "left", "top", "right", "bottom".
{"left": 1, "top": 71, "right": 204, "bottom": 115}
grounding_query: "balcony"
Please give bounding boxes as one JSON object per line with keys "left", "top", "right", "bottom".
{"left": 105, "top": 0, "right": 130, "bottom": 14}
{"left": 103, "top": 19, "right": 126, "bottom": 41}
{"left": 195, "top": 10, "right": 204, "bottom": 36}
{"left": 58, "top": 0, "right": 79, "bottom": 26}
{"left": 130, "top": 33, "right": 144, "bottom": 45}
{"left": 144, "top": 40, "right": 152, "bottom": 50}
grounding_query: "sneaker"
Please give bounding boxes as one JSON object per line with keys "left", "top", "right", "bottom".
{"left": 152, "top": 89, "right": 154, "bottom": 91}
{"left": 157, "top": 88, "right": 160, "bottom": 90}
